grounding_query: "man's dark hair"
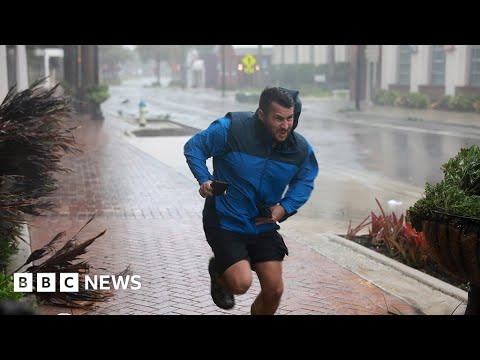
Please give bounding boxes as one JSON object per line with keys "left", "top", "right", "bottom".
{"left": 258, "top": 87, "right": 294, "bottom": 115}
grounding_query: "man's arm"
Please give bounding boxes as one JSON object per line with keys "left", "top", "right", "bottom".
{"left": 280, "top": 144, "right": 319, "bottom": 215}
{"left": 183, "top": 117, "right": 230, "bottom": 185}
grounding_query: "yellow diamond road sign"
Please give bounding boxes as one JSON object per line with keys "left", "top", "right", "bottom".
{"left": 242, "top": 54, "right": 256, "bottom": 74}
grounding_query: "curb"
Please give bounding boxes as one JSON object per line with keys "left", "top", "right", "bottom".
{"left": 357, "top": 108, "right": 480, "bottom": 130}
{"left": 324, "top": 233, "right": 468, "bottom": 303}
{"left": 283, "top": 229, "right": 468, "bottom": 315}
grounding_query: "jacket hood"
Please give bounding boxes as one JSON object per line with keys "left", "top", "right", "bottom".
{"left": 282, "top": 88, "right": 302, "bottom": 131}
{"left": 253, "top": 87, "right": 302, "bottom": 131}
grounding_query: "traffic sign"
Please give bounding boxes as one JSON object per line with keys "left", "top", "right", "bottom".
{"left": 242, "top": 54, "right": 256, "bottom": 74}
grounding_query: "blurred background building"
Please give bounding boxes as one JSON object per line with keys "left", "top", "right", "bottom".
{"left": 1, "top": 45, "right": 479, "bottom": 107}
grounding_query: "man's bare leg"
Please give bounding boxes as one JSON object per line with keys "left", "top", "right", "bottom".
{"left": 218, "top": 259, "right": 252, "bottom": 295}
{"left": 250, "top": 261, "right": 283, "bottom": 315}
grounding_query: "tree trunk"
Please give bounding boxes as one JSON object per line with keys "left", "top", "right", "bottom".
{"left": 81, "top": 45, "right": 103, "bottom": 120}
{"left": 81, "top": 45, "right": 96, "bottom": 94}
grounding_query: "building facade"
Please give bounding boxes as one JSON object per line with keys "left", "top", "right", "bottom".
{"left": 380, "top": 45, "right": 480, "bottom": 100}
{"left": 270, "top": 45, "right": 480, "bottom": 102}
{"left": 271, "top": 45, "right": 352, "bottom": 65}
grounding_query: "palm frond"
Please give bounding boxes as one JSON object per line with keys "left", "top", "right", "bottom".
{"left": 12, "top": 231, "right": 67, "bottom": 273}
{"left": 0, "top": 78, "right": 82, "bottom": 217}
{"left": 1, "top": 79, "right": 83, "bottom": 272}
{"left": 20, "top": 216, "right": 119, "bottom": 309}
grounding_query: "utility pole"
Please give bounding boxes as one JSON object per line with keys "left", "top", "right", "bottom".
{"left": 181, "top": 45, "right": 186, "bottom": 90}
{"left": 81, "top": 45, "right": 96, "bottom": 92}
{"left": 221, "top": 45, "right": 226, "bottom": 97}
{"left": 364, "top": 45, "right": 380, "bottom": 107}
{"left": 258, "top": 45, "right": 263, "bottom": 87}
{"left": 327, "top": 45, "right": 335, "bottom": 84}
{"left": 354, "top": 45, "right": 365, "bottom": 111}
{"left": 94, "top": 45, "right": 99, "bottom": 85}
{"left": 63, "top": 45, "right": 77, "bottom": 92}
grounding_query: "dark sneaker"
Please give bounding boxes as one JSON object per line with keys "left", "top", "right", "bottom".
{"left": 208, "top": 257, "right": 235, "bottom": 310}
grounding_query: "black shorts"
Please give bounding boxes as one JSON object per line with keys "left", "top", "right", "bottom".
{"left": 205, "top": 227, "right": 289, "bottom": 275}
{"left": 203, "top": 197, "right": 288, "bottom": 275}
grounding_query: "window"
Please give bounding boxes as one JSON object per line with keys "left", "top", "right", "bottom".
{"left": 398, "top": 45, "right": 411, "bottom": 85}
{"left": 431, "top": 45, "right": 446, "bottom": 85}
{"left": 470, "top": 46, "right": 480, "bottom": 87}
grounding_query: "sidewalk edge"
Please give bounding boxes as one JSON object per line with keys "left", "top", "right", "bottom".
{"left": 324, "top": 233, "right": 467, "bottom": 302}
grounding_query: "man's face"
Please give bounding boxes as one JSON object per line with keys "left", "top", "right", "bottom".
{"left": 259, "top": 101, "right": 294, "bottom": 144}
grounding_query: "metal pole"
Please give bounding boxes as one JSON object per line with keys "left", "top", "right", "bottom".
{"left": 94, "top": 45, "right": 99, "bottom": 85}
{"left": 258, "top": 45, "right": 263, "bottom": 87}
{"left": 328, "top": 45, "right": 334, "bottom": 83}
{"left": 366, "top": 60, "right": 371, "bottom": 106}
{"left": 181, "top": 45, "right": 186, "bottom": 90}
{"left": 44, "top": 53, "right": 50, "bottom": 88}
{"left": 222, "top": 45, "right": 226, "bottom": 97}
{"left": 355, "top": 45, "right": 363, "bottom": 111}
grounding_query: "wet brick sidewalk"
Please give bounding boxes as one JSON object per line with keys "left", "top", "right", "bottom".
{"left": 28, "top": 116, "right": 421, "bottom": 315}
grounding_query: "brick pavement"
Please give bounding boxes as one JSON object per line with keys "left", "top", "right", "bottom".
{"left": 28, "top": 115, "right": 421, "bottom": 315}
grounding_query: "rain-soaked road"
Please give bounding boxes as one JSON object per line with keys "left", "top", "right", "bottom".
{"left": 102, "top": 78, "right": 480, "bottom": 233}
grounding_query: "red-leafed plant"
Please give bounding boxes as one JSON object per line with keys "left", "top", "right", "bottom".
{"left": 346, "top": 198, "right": 427, "bottom": 268}
{"left": 374, "top": 198, "right": 427, "bottom": 267}
{"left": 346, "top": 215, "right": 371, "bottom": 240}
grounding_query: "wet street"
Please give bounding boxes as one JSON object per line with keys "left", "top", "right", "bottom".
{"left": 102, "top": 78, "right": 480, "bottom": 234}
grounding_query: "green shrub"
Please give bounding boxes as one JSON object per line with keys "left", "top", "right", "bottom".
{"left": 332, "top": 62, "right": 351, "bottom": 84}
{"left": 405, "top": 92, "right": 429, "bottom": 109}
{"left": 0, "top": 231, "right": 19, "bottom": 272}
{"left": 86, "top": 84, "right": 110, "bottom": 104}
{"left": 409, "top": 145, "right": 480, "bottom": 231}
{"left": 436, "top": 95, "right": 476, "bottom": 112}
{"left": 391, "top": 92, "right": 429, "bottom": 109}
{"left": 0, "top": 272, "right": 23, "bottom": 301}
{"left": 235, "top": 91, "right": 260, "bottom": 103}
{"left": 448, "top": 95, "right": 475, "bottom": 112}
{"left": 434, "top": 95, "right": 452, "bottom": 110}
{"left": 374, "top": 90, "right": 398, "bottom": 106}
{"left": 168, "top": 80, "right": 186, "bottom": 88}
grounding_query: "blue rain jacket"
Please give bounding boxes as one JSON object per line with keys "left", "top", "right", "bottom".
{"left": 184, "top": 91, "right": 318, "bottom": 235}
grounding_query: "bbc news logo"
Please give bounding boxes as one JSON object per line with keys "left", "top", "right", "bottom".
{"left": 13, "top": 273, "right": 142, "bottom": 292}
